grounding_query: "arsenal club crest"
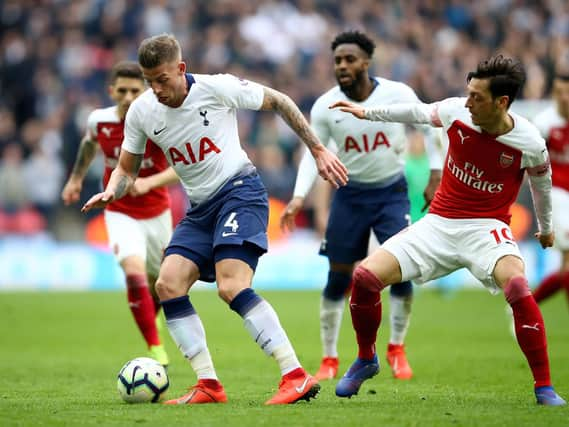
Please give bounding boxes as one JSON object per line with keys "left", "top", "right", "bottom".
{"left": 499, "top": 152, "right": 514, "bottom": 168}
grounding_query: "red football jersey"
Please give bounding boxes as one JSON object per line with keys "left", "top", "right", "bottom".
{"left": 533, "top": 106, "right": 569, "bottom": 192}
{"left": 429, "top": 98, "right": 549, "bottom": 224}
{"left": 86, "top": 106, "right": 170, "bottom": 219}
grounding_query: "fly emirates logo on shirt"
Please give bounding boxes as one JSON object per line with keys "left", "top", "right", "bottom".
{"left": 446, "top": 154, "right": 504, "bottom": 193}
{"left": 168, "top": 137, "right": 221, "bottom": 165}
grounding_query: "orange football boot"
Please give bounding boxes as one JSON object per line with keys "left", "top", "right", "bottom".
{"left": 265, "top": 369, "right": 321, "bottom": 405}
{"left": 386, "top": 344, "right": 413, "bottom": 380}
{"left": 314, "top": 357, "right": 339, "bottom": 381}
{"left": 163, "top": 379, "right": 227, "bottom": 404}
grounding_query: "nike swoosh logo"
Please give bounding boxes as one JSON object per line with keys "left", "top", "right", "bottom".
{"left": 178, "top": 390, "right": 197, "bottom": 404}
{"left": 521, "top": 323, "right": 540, "bottom": 331}
{"left": 295, "top": 377, "right": 310, "bottom": 394}
{"left": 153, "top": 126, "right": 167, "bottom": 135}
{"left": 222, "top": 232, "right": 237, "bottom": 237}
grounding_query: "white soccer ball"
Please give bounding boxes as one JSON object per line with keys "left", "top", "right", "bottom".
{"left": 117, "top": 357, "right": 169, "bottom": 403}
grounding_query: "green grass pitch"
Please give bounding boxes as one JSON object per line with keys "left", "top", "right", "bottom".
{"left": 1, "top": 288, "right": 568, "bottom": 426}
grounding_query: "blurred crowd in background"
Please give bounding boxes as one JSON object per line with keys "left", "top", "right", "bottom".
{"left": 1, "top": 0, "right": 569, "bottom": 240}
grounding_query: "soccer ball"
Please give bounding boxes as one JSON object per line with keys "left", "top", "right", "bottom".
{"left": 117, "top": 357, "right": 169, "bottom": 403}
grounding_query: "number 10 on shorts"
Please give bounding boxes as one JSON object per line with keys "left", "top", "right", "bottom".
{"left": 490, "top": 227, "right": 514, "bottom": 244}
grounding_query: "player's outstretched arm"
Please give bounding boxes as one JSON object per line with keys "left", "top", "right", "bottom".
{"left": 130, "top": 167, "right": 179, "bottom": 197}
{"left": 330, "top": 100, "right": 435, "bottom": 125}
{"left": 61, "top": 136, "right": 98, "bottom": 206}
{"left": 328, "top": 100, "right": 366, "bottom": 119}
{"left": 82, "top": 149, "right": 142, "bottom": 212}
{"left": 260, "top": 87, "right": 348, "bottom": 188}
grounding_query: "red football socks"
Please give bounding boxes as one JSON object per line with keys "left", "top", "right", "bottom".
{"left": 350, "top": 267, "right": 383, "bottom": 360}
{"left": 126, "top": 274, "right": 161, "bottom": 347}
{"left": 533, "top": 272, "right": 562, "bottom": 303}
{"left": 506, "top": 277, "right": 551, "bottom": 388}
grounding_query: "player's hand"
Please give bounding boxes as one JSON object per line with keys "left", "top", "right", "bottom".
{"left": 130, "top": 177, "right": 152, "bottom": 197}
{"left": 535, "top": 231, "right": 554, "bottom": 249}
{"left": 81, "top": 190, "right": 115, "bottom": 212}
{"left": 61, "top": 178, "right": 82, "bottom": 206}
{"left": 310, "top": 144, "right": 348, "bottom": 189}
{"left": 329, "top": 100, "right": 366, "bottom": 119}
{"left": 280, "top": 197, "right": 304, "bottom": 232}
{"left": 421, "top": 169, "right": 442, "bottom": 212}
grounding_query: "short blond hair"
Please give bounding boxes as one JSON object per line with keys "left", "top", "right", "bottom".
{"left": 138, "top": 34, "right": 181, "bottom": 69}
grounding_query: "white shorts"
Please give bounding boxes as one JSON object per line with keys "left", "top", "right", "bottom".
{"left": 382, "top": 214, "right": 524, "bottom": 293}
{"left": 552, "top": 187, "right": 569, "bottom": 251}
{"left": 104, "top": 209, "right": 172, "bottom": 278}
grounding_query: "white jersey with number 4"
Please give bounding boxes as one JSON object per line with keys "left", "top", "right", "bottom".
{"left": 122, "top": 73, "right": 264, "bottom": 205}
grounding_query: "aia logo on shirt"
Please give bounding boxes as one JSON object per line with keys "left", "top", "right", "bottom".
{"left": 168, "top": 137, "right": 221, "bottom": 165}
{"left": 344, "top": 132, "right": 391, "bottom": 152}
{"left": 499, "top": 152, "right": 514, "bottom": 168}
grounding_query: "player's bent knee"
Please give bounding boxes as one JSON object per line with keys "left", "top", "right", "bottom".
{"left": 503, "top": 276, "right": 531, "bottom": 305}
{"left": 217, "top": 281, "right": 248, "bottom": 304}
{"left": 155, "top": 276, "right": 185, "bottom": 300}
{"left": 353, "top": 265, "right": 387, "bottom": 292}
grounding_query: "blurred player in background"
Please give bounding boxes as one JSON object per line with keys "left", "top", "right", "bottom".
{"left": 61, "top": 61, "right": 175, "bottom": 366}
{"left": 280, "top": 31, "right": 441, "bottom": 381}
{"left": 531, "top": 73, "right": 569, "bottom": 308}
{"left": 82, "top": 34, "right": 348, "bottom": 405}
{"left": 330, "top": 55, "right": 566, "bottom": 405}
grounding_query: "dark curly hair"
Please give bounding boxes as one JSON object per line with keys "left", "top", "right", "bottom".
{"left": 331, "top": 31, "right": 375, "bottom": 58}
{"left": 467, "top": 55, "right": 526, "bottom": 107}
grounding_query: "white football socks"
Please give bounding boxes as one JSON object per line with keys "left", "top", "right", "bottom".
{"left": 242, "top": 300, "right": 300, "bottom": 375}
{"left": 166, "top": 313, "right": 218, "bottom": 380}
{"left": 320, "top": 296, "right": 345, "bottom": 358}
{"left": 389, "top": 294, "right": 412, "bottom": 345}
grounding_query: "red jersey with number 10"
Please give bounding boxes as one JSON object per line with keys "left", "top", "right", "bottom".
{"left": 428, "top": 98, "right": 549, "bottom": 225}
{"left": 86, "top": 106, "right": 170, "bottom": 219}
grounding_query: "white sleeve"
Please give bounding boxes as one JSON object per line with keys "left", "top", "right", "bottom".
{"left": 122, "top": 102, "right": 148, "bottom": 155}
{"left": 207, "top": 74, "right": 264, "bottom": 110}
{"left": 525, "top": 143, "right": 552, "bottom": 234}
{"left": 293, "top": 147, "right": 319, "bottom": 198}
{"left": 364, "top": 102, "right": 435, "bottom": 125}
{"left": 528, "top": 173, "right": 552, "bottom": 234}
{"left": 364, "top": 97, "right": 465, "bottom": 129}
{"left": 85, "top": 110, "right": 99, "bottom": 141}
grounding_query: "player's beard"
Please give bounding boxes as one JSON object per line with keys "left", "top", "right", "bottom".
{"left": 338, "top": 70, "right": 367, "bottom": 96}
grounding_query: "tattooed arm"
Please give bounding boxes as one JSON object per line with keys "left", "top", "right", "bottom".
{"left": 61, "top": 135, "right": 99, "bottom": 205}
{"left": 260, "top": 87, "right": 348, "bottom": 187}
{"left": 81, "top": 149, "right": 142, "bottom": 212}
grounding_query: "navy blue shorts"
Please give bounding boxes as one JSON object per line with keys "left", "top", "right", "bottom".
{"left": 320, "top": 176, "right": 410, "bottom": 264}
{"left": 165, "top": 172, "right": 268, "bottom": 282}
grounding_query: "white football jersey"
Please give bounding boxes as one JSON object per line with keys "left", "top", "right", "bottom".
{"left": 294, "top": 77, "right": 435, "bottom": 197}
{"left": 122, "top": 73, "right": 264, "bottom": 205}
